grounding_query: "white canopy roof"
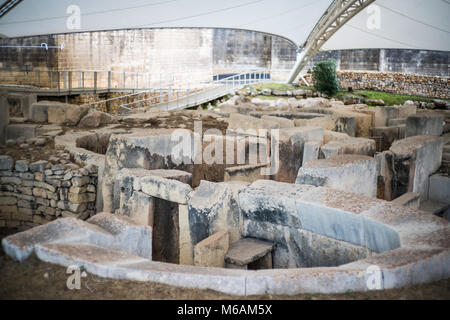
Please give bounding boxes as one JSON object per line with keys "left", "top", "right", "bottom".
{"left": 0, "top": 0, "right": 449, "bottom": 51}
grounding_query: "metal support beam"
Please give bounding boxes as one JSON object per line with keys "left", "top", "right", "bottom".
{"left": 287, "top": 0, "right": 375, "bottom": 84}
{"left": 0, "top": 0, "right": 23, "bottom": 19}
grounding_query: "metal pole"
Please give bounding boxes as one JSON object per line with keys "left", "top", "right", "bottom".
{"left": 68, "top": 71, "right": 72, "bottom": 94}
{"left": 122, "top": 72, "right": 126, "bottom": 89}
{"left": 37, "top": 70, "right": 40, "bottom": 88}
{"left": 94, "top": 72, "right": 98, "bottom": 93}
{"left": 107, "top": 71, "right": 111, "bottom": 92}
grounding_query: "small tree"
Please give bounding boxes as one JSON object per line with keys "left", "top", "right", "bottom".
{"left": 312, "top": 59, "right": 339, "bottom": 96}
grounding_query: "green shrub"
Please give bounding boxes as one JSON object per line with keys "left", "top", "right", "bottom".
{"left": 312, "top": 59, "right": 339, "bottom": 96}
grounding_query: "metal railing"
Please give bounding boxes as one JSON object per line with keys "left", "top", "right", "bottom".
{"left": 118, "top": 70, "right": 270, "bottom": 113}
{"left": 0, "top": 69, "right": 212, "bottom": 93}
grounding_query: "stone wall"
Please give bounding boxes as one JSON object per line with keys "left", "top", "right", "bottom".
{"left": 337, "top": 71, "right": 449, "bottom": 99}
{"left": 0, "top": 156, "right": 97, "bottom": 229}
{"left": 309, "top": 49, "right": 449, "bottom": 77}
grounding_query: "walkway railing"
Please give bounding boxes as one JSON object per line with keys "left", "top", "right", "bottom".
{"left": 118, "top": 70, "right": 270, "bottom": 113}
{"left": 0, "top": 69, "right": 212, "bottom": 93}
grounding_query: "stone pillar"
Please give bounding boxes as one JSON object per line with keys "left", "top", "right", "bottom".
{"left": 0, "top": 90, "right": 9, "bottom": 145}
{"left": 379, "top": 49, "right": 386, "bottom": 73}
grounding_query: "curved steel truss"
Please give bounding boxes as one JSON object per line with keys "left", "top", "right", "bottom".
{"left": 287, "top": 0, "right": 375, "bottom": 83}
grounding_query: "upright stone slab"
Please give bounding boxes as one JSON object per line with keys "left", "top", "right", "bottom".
{"left": 272, "top": 127, "right": 324, "bottom": 183}
{"left": 296, "top": 155, "right": 378, "bottom": 198}
{"left": 0, "top": 90, "right": 9, "bottom": 145}
{"left": 389, "top": 135, "right": 443, "bottom": 200}
{"left": 428, "top": 174, "right": 450, "bottom": 204}
{"left": 406, "top": 114, "right": 444, "bottom": 137}
{"left": 194, "top": 230, "right": 229, "bottom": 268}
{"left": 188, "top": 180, "right": 247, "bottom": 248}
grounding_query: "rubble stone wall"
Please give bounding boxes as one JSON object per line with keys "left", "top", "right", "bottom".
{"left": 337, "top": 71, "right": 449, "bottom": 99}
{"left": 0, "top": 156, "right": 97, "bottom": 229}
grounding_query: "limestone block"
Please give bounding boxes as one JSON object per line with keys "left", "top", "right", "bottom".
{"left": 68, "top": 192, "right": 96, "bottom": 204}
{"left": 6, "top": 124, "right": 37, "bottom": 141}
{"left": 0, "top": 155, "right": 13, "bottom": 171}
{"left": 296, "top": 155, "right": 378, "bottom": 198}
{"left": 30, "top": 160, "right": 49, "bottom": 173}
{"left": 140, "top": 175, "right": 192, "bottom": 204}
{"left": 188, "top": 181, "right": 246, "bottom": 246}
{"left": 406, "top": 114, "right": 444, "bottom": 137}
{"left": 428, "top": 174, "right": 450, "bottom": 204}
{"left": 272, "top": 127, "right": 324, "bottom": 183}
{"left": 389, "top": 136, "right": 443, "bottom": 200}
{"left": 228, "top": 113, "right": 280, "bottom": 131}
{"left": 320, "top": 138, "right": 376, "bottom": 159}
{"left": 194, "top": 230, "right": 229, "bottom": 268}
{"left": 261, "top": 115, "right": 294, "bottom": 128}
{"left": 391, "top": 192, "right": 421, "bottom": 209}
{"left": 47, "top": 103, "right": 89, "bottom": 126}
{"left": 302, "top": 141, "right": 321, "bottom": 166}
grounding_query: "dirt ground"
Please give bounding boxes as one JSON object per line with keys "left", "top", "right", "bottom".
{"left": 0, "top": 228, "right": 449, "bottom": 300}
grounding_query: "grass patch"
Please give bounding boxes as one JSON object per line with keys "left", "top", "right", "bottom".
{"left": 249, "top": 83, "right": 444, "bottom": 106}
{"left": 334, "top": 90, "right": 436, "bottom": 106}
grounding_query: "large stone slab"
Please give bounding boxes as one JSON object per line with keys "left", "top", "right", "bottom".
{"left": 2, "top": 213, "right": 152, "bottom": 262}
{"left": 376, "top": 105, "right": 416, "bottom": 127}
{"left": 406, "top": 113, "right": 444, "bottom": 137}
{"left": 225, "top": 238, "right": 273, "bottom": 267}
{"left": 320, "top": 138, "right": 376, "bottom": 159}
{"left": 6, "top": 124, "right": 37, "bottom": 140}
{"left": 296, "top": 154, "right": 377, "bottom": 197}
{"left": 47, "top": 103, "right": 89, "bottom": 126}
{"left": 239, "top": 180, "right": 400, "bottom": 268}
{"left": 389, "top": 135, "right": 443, "bottom": 200}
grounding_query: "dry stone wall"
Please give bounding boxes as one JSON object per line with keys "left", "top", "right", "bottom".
{"left": 337, "top": 71, "right": 449, "bottom": 99}
{"left": 0, "top": 155, "right": 97, "bottom": 229}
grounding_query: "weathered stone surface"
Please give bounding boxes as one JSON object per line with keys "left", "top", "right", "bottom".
{"left": 224, "top": 164, "right": 267, "bottom": 183}
{"left": 239, "top": 180, "right": 400, "bottom": 268}
{"left": 272, "top": 127, "right": 324, "bottom": 183}
{"left": 47, "top": 103, "right": 89, "bottom": 126}
{"left": 261, "top": 115, "right": 294, "bottom": 128}
{"left": 15, "top": 160, "right": 29, "bottom": 172}
{"left": 294, "top": 117, "right": 336, "bottom": 131}
{"left": 0, "top": 155, "right": 13, "bottom": 171}
{"left": 302, "top": 141, "right": 321, "bottom": 166}
{"left": 391, "top": 192, "right": 421, "bottom": 209}
{"left": 389, "top": 135, "right": 443, "bottom": 200}
{"left": 188, "top": 181, "right": 246, "bottom": 247}
{"left": 68, "top": 192, "right": 96, "bottom": 204}
{"left": 296, "top": 155, "right": 377, "bottom": 197}
{"left": 2, "top": 213, "right": 152, "bottom": 262}
{"left": 376, "top": 105, "right": 417, "bottom": 127}
{"left": 320, "top": 138, "right": 376, "bottom": 159}
{"left": 102, "top": 129, "right": 197, "bottom": 213}
{"left": 428, "top": 174, "right": 450, "bottom": 204}
{"left": 225, "top": 238, "right": 273, "bottom": 267}
{"left": 140, "top": 175, "right": 192, "bottom": 204}
{"left": 29, "top": 160, "right": 49, "bottom": 173}
{"left": 194, "top": 230, "right": 229, "bottom": 268}
{"left": 78, "top": 110, "right": 116, "bottom": 128}
{"left": 6, "top": 124, "right": 37, "bottom": 141}
{"left": 406, "top": 113, "right": 444, "bottom": 137}
{"left": 228, "top": 113, "right": 280, "bottom": 131}
{"left": 371, "top": 126, "right": 405, "bottom": 151}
